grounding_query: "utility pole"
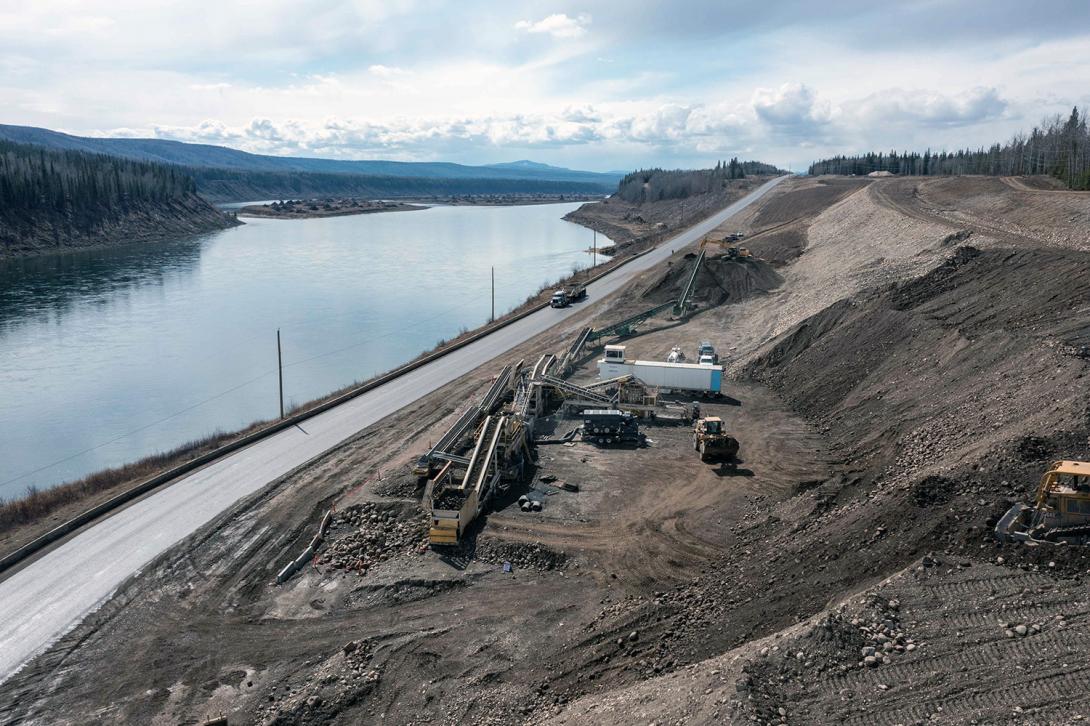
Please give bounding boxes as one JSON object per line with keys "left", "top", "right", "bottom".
{"left": 277, "top": 329, "right": 284, "bottom": 419}
{"left": 593, "top": 229, "right": 597, "bottom": 268}
{"left": 491, "top": 266, "right": 495, "bottom": 322}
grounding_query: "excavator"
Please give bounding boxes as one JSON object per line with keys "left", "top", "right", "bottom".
{"left": 996, "top": 460, "right": 1090, "bottom": 542}
{"left": 693, "top": 416, "right": 739, "bottom": 464}
{"left": 699, "top": 234, "right": 752, "bottom": 260}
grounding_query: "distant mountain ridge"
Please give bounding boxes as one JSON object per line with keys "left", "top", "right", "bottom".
{"left": 0, "top": 125, "right": 620, "bottom": 186}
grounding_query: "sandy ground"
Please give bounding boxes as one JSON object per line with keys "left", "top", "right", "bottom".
{"left": 5, "top": 174, "right": 1090, "bottom": 725}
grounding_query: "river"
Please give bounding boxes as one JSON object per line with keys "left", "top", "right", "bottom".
{"left": 0, "top": 202, "right": 606, "bottom": 499}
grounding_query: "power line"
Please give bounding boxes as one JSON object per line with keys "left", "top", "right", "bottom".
{"left": 0, "top": 283, "right": 506, "bottom": 490}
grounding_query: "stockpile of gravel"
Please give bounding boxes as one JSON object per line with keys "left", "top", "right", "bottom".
{"left": 320, "top": 503, "right": 427, "bottom": 575}
{"left": 475, "top": 539, "right": 570, "bottom": 571}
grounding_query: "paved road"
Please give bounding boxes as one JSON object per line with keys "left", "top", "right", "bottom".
{"left": 0, "top": 175, "right": 787, "bottom": 683}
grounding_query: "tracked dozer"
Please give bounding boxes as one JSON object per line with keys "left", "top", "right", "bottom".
{"left": 996, "top": 460, "right": 1090, "bottom": 543}
{"left": 693, "top": 416, "right": 739, "bottom": 464}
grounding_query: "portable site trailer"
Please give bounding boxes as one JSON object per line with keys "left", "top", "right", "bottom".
{"left": 598, "top": 345, "right": 722, "bottom": 394}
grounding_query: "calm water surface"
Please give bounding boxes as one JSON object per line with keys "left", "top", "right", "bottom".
{"left": 0, "top": 203, "right": 606, "bottom": 498}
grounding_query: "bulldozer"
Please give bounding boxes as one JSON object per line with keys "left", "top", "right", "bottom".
{"left": 693, "top": 416, "right": 739, "bottom": 464}
{"left": 995, "top": 460, "right": 1090, "bottom": 543}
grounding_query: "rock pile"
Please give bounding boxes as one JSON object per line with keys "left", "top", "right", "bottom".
{"left": 319, "top": 503, "right": 427, "bottom": 575}
{"left": 255, "top": 639, "right": 381, "bottom": 725}
{"left": 852, "top": 596, "right": 914, "bottom": 668}
{"left": 475, "top": 539, "right": 569, "bottom": 571}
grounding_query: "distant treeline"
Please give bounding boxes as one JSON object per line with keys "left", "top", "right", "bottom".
{"left": 0, "top": 139, "right": 197, "bottom": 225}
{"left": 188, "top": 167, "right": 614, "bottom": 203}
{"left": 809, "top": 107, "right": 1090, "bottom": 190}
{"left": 615, "top": 159, "right": 781, "bottom": 203}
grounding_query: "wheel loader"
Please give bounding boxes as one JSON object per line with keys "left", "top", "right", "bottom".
{"left": 995, "top": 460, "right": 1090, "bottom": 543}
{"left": 693, "top": 416, "right": 739, "bottom": 464}
{"left": 698, "top": 235, "right": 753, "bottom": 260}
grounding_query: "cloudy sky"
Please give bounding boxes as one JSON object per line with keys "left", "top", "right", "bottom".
{"left": 2, "top": 0, "right": 1088, "bottom": 171}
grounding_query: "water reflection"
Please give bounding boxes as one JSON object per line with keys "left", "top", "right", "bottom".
{"left": 0, "top": 235, "right": 206, "bottom": 333}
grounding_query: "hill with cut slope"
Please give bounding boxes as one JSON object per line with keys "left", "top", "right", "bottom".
{"left": 0, "top": 139, "right": 237, "bottom": 258}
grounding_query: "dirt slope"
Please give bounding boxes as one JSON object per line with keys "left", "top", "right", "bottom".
{"left": 536, "top": 179, "right": 1090, "bottom": 724}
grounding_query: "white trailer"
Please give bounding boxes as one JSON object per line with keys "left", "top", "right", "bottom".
{"left": 598, "top": 345, "right": 722, "bottom": 394}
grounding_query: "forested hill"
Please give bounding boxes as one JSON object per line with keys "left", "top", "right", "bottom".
{"left": 0, "top": 140, "right": 237, "bottom": 258}
{"left": 0, "top": 124, "right": 620, "bottom": 187}
{"left": 809, "top": 107, "right": 1090, "bottom": 189}
{"left": 615, "top": 159, "right": 782, "bottom": 203}
{"left": 188, "top": 166, "right": 615, "bottom": 203}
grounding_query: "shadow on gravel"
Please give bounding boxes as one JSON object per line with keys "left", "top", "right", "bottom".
{"left": 713, "top": 463, "right": 755, "bottom": 478}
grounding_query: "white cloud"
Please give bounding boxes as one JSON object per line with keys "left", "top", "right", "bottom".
{"left": 368, "top": 65, "right": 409, "bottom": 78}
{"left": 515, "top": 13, "right": 591, "bottom": 39}
{"left": 1, "top": 2, "right": 1087, "bottom": 169}
{"left": 857, "top": 86, "right": 1008, "bottom": 128}
{"left": 752, "top": 82, "right": 837, "bottom": 132}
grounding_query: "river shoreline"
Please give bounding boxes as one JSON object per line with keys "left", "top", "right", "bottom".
{"left": 0, "top": 198, "right": 241, "bottom": 261}
{"left": 0, "top": 202, "right": 615, "bottom": 549}
{"left": 0, "top": 211, "right": 630, "bottom": 560}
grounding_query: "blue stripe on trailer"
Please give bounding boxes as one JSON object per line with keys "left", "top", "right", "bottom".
{"left": 711, "top": 369, "right": 722, "bottom": 393}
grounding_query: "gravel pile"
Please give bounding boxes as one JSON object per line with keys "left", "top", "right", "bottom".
{"left": 851, "top": 595, "right": 914, "bottom": 668}
{"left": 475, "top": 539, "right": 570, "bottom": 571}
{"left": 256, "top": 639, "right": 381, "bottom": 725}
{"left": 319, "top": 503, "right": 427, "bottom": 575}
{"left": 433, "top": 489, "right": 466, "bottom": 511}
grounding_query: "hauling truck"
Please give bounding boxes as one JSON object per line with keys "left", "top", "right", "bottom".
{"left": 693, "top": 416, "right": 739, "bottom": 464}
{"left": 550, "top": 283, "right": 587, "bottom": 308}
{"left": 697, "top": 341, "right": 719, "bottom": 365}
{"left": 996, "top": 460, "right": 1090, "bottom": 543}
{"left": 582, "top": 409, "right": 642, "bottom": 446}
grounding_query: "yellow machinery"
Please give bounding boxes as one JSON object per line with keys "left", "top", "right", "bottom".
{"left": 693, "top": 416, "right": 739, "bottom": 464}
{"left": 427, "top": 415, "right": 532, "bottom": 546}
{"left": 996, "top": 461, "right": 1090, "bottom": 542}
{"left": 699, "top": 235, "right": 752, "bottom": 259}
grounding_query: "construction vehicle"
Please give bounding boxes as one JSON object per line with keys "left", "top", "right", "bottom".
{"left": 550, "top": 283, "right": 587, "bottom": 308}
{"left": 699, "top": 235, "right": 753, "bottom": 259}
{"left": 667, "top": 345, "right": 686, "bottom": 363}
{"left": 582, "top": 409, "right": 642, "bottom": 446}
{"left": 427, "top": 414, "right": 532, "bottom": 546}
{"left": 693, "top": 416, "right": 739, "bottom": 464}
{"left": 996, "top": 461, "right": 1090, "bottom": 543}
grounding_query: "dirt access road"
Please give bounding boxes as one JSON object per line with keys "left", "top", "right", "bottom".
{"left": 0, "top": 176, "right": 787, "bottom": 688}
